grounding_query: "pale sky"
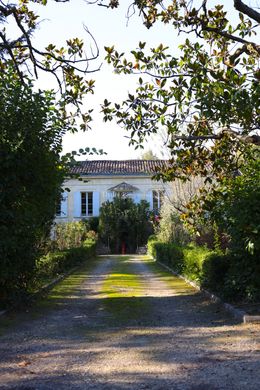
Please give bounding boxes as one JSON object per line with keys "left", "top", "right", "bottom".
{"left": 26, "top": 0, "right": 245, "bottom": 160}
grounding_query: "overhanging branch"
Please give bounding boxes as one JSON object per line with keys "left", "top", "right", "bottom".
{"left": 234, "top": 0, "right": 260, "bottom": 24}
{"left": 172, "top": 129, "right": 260, "bottom": 146}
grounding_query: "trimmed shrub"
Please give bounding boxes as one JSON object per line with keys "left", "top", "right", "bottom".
{"left": 148, "top": 238, "right": 184, "bottom": 272}
{"left": 35, "top": 238, "right": 96, "bottom": 282}
{"left": 201, "top": 252, "right": 230, "bottom": 293}
{"left": 182, "top": 244, "right": 215, "bottom": 283}
{"left": 155, "top": 242, "right": 184, "bottom": 272}
{"left": 147, "top": 235, "right": 158, "bottom": 258}
{"left": 222, "top": 253, "right": 260, "bottom": 302}
{"left": 150, "top": 239, "right": 260, "bottom": 302}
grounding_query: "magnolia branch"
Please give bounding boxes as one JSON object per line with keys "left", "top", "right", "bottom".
{"left": 201, "top": 25, "right": 260, "bottom": 55}
{"left": 172, "top": 129, "right": 260, "bottom": 146}
{"left": 234, "top": 0, "right": 260, "bottom": 23}
{"left": 0, "top": 2, "right": 100, "bottom": 90}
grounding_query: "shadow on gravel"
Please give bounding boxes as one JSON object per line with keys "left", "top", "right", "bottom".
{"left": 1, "top": 322, "right": 259, "bottom": 390}
{"left": 1, "top": 256, "right": 259, "bottom": 390}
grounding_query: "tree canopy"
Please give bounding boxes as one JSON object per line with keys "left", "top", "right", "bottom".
{"left": 99, "top": 0, "right": 260, "bottom": 181}
{"left": 0, "top": 0, "right": 99, "bottom": 130}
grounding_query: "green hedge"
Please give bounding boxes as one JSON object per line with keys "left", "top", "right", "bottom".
{"left": 36, "top": 238, "right": 96, "bottom": 281}
{"left": 148, "top": 238, "right": 260, "bottom": 302}
{"left": 148, "top": 240, "right": 183, "bottom": 272}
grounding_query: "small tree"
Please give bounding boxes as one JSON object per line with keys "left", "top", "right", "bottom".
{"left": 99, "top": 196, "right": 151, "bottom": 253}
{"left": 155, "top": 201, "right": 190, "bottom": 246}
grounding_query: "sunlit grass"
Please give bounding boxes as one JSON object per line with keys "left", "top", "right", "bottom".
{"left": 101, "top": 257, "right": 149, "bottom": 323}
{"left": 102, "top": 258, "right": 145, "bottom": 299}
{"left": 144, "top": 256, "right": 197, "bottom": 295}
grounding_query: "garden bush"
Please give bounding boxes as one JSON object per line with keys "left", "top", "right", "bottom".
{"left": 147, "top": 235, "right": 158, "bottom": 258}
{"left": 221, "top": 253, "right": 260, "bottom": 302}
{"left": 149, "top": 239, "right": 260, "bottom": 302}
{"left": 0, "top": 68, "right": 67, "bottom": 305}
{"left": 148, "top": 238, "right": 184, "bottom": 272}
{"left": 155, "top": 202, "right": 191, "bottom": 246}
{"left": 201, "top": 252, "right": 230, "bottom": 294}
{"left": 52, "top": 221, "right": 91, "bottom": 250}
{"left": 87, "top": 217, "right": 100, "bottom": 233}
{"left": 35, "top": 238, "right": 96, "bottom": 282}
{"left": 182, "top": 244, "right": 213, "bottom": 283}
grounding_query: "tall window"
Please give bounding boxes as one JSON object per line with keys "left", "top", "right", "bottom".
{"left": 56, "top": 201, "right": 61, "bottom": 216}
{"left": 56, "top": 194, "right": 66, "bottom": 217}
{"left": 152, "top": 190, "right": 164, "bottom": 212}
{"left": 81, "top": 192, "right": 93, "bottom": 216}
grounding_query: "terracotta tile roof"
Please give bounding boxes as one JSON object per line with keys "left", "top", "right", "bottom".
{"left": 70, "top": 160, "right": 169, "bottom": 176}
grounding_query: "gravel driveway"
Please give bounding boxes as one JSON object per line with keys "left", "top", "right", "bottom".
{"left": 0, "top": 255, "right": 259, "bottom": 390}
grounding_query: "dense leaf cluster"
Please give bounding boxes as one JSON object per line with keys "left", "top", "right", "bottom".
{"left": 100, "top": 1, "right": 260, "bottom": 181}
{"left": 99, "top": 196, "right": 152, "bottom": 253}
{"left": 188, "top": 153, "right": 260, "bottom": 255}
{"left": 148, "top": 238, "right": 260, "bottom": 302}
{"left": 0, "top": 68, "right": 67, "bottom": 303}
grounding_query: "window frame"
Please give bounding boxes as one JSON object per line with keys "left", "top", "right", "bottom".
{"left": 81, "top": 191, "right": 93, "bottom": 217}
{"left": 152, "top": 189, "right": 164, "bottom": 212}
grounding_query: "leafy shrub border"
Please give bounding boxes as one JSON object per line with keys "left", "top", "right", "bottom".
{"left": 35, "top": 238, "right": 96, "bottom": 286}
{"left": 147, "top": 237, "right": 260, "bottom": 303}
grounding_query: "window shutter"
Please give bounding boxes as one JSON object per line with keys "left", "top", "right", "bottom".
{"left": 61, "top": 192, "right": 68, "bottom": 217}
{"left": 133, "top": 193, "right": 141, "bottom": 204}
{"left": 73, "top": 191, "right": 81, "bottom": 217}
{"left": 106, "top": 191, "right": 114, "bottom": 202}
{"left": 146, "top": 191, "right": 153, "bottom": 210}
{"left": 93, "top": 191, "right": 100, "bottom": 216}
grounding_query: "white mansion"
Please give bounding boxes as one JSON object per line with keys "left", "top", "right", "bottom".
{"left": 55, "top": 160, "right": 173, "bottom": 222}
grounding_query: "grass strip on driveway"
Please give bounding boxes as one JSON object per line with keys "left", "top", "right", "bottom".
{"left": 143, "top": 255, "right": 197, "bottom": 295}
{"left": 100, "top": 256, "right": 149, "bottom": 325}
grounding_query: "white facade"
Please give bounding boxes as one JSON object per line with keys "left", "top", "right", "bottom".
{"left": 55, "top": 173, "right": 172, "bottom": 223}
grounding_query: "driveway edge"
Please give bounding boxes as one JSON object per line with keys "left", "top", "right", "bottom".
{"left": 157, "top": 260, "right": 260, "bottom": 324}
{"left": 0, "top": 265, "right": 83, "bottom": 319}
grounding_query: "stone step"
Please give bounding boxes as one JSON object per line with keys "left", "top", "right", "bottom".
{"left": 136, "top": 246, "right": 147, "bottom": 254}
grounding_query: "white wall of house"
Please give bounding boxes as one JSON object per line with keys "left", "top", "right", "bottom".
{"left": 55, "top": 174, "right": 172, "bottom": 223}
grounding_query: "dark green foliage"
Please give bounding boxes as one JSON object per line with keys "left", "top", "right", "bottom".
{"left": 200, "top": 155, "right": 260, "bottom": 255}
{"left": 202, "top": 251, "right": 260, "bottom": 302}
{"left": 35, "top": 239, "right": 96, "bottom": 282}
{"left": 220, "top": 253, "right": 260, "bottom": 302}
{"left": 88, "top": 217, "right": 100, "bottom": 233}
{"left": 0, "top": 69, "right": 67, "bottom": 303}
{"left": 99, "top": 197, "right": 152, "bottom": 253}
{"left": 149, "top": 239, "right": 260, "bottom": 302}
{"left": 148, "top": 239, "right": 184, "bottom": 272}
{"left": 201, "top": 252, "right": 230, "bottom": 293}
